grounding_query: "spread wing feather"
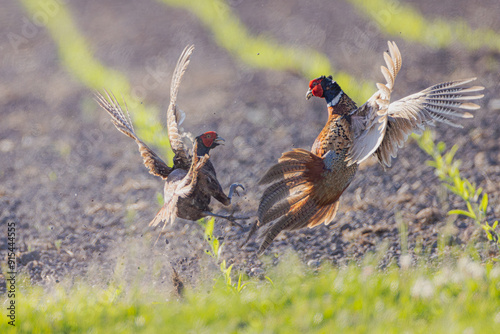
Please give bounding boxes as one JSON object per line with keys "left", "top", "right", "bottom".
{"left": 347, "top": 41, "right": 484, "bottom": 167}
{"left": 375, "top": 79, "right": 483, "bottom": 167}
{"left": 95, "top": 90, "right": 173, "bottom": 179}
{"left": 167, "top": 45, "right": 195, "bottom": 168}
{"left": 346, "top": 41, "right": 402, "bottom": 166}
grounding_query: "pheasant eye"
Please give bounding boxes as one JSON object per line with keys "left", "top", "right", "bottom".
{"left": 309, "top": 79, "right": 320, "bottom": 89}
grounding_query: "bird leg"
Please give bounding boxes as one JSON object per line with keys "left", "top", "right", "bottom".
{"left": 202, "top": 184, "right": 249, "bottom": 228}
{"left": 228, "top": 183, "right": 245, "bottom": 201}
{"left": 202, "top": 210, "right": 250, "bottom": 229}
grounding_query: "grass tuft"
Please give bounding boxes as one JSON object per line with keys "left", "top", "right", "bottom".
{"left": 415, "top": 131, "right": 499, "bottom": 251}
{"left": 2, "top": 255, "right": 500, "bottom": 333}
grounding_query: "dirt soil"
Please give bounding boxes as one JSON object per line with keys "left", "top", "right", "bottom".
{"left": 1, "top": 0, "right": 499, "bottom": 291}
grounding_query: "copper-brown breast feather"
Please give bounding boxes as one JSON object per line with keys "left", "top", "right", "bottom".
{"left": 312, "top": 114, "right": 353, "bottom": 157}
{"left": 256, "top": 94, "right": 358, "bottom": 254}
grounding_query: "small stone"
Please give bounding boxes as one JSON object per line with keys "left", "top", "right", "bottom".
{"left": 400, "top": 254, "right": 411, "bottom": 270}
{"left": 0, "top": 139, "right": 14, "bottom": 153}
{"left": 19, "top": 251, "right": 41, "bottom": 265}
{"left": 307, "top": 259, "right": 321, "bottom": 268}
{"left": 474, "top": 152, "right": 488, "bottom": 168}
{"left": 411, "top": 180, "right": 422, "bottom": 190}
{"left": 488, "top": 98, "right": 500, "bottom": 110}
{"left": 416, "top": 207, "right": 440, "bottom": 221}
{"left": 250, "top": 267, "right": 264, "bottom": 276}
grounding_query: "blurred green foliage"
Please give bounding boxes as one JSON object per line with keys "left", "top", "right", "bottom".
{"left": 349, "top": 0, "right": 500, "bottom": 51}
{"left": 11, "top": 2, "right": 500, "bottom": 332}
{"left": 198, "top": 217, "right": 251, "bottom": 293}
{"left": 416, "top": 131, "right": 499, "bottom": 248}
{"left": 2, "top": 254, "right": 499, "bottom": 333}
{"left": 159, "top": 0, "right": 375, "bottom": 102}
{"left": 19, "top": 0, "right": 174, "bottom": 163}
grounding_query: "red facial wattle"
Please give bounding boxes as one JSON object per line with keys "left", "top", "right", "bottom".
{"left": 312, "top": 84, "right": 323, "bottom": 97}
{"left": 308, "top": 78, "right": 324, "bottom": 98}
{"left": 201, "top": 131, "right": 217, "bottom": 147}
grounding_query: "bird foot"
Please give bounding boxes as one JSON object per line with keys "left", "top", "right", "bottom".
{"left": 202, "top": 210, "right": 250, "bottom": 229}
{"left": 228, "top": 183, "right": 245, "bottom": 200}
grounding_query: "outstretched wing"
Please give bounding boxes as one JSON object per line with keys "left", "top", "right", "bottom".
{"left": 167, "top": 45, "right": 195, "bottom": 168}
{"left": 346, "top": 41, "right": 402, "bottom": 165}
{"left": 95, "top": 90, "right": 173, "bottom": 179}
{"left": 375, "top": 78, "right": 483, "bottom": 166}
{"left": 347, "top": 41, "right": 484, "bottom": 167}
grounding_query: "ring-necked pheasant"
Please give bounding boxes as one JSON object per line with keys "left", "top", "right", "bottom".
{"left": 95, "top": 45, "right": 247, "bottom": 233}
{"left": 254, "top": 41, "right": 484, "bottom": 255}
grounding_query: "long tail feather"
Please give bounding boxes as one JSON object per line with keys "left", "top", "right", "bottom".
{"left": 308, "top": 200, "right": 340, "bottom": 228}
{"left": 261, "top": 191, "right": 308, "bottom": 225}
{"left": 149, "top": 200, "right": 177, "bottom": 229}
{"left": 258, "top": 175, "right": 306, "bottom": 221}
{"left": 259, "top": 161, "right": 307, "bottom": 185}
{"left": 255, "top": 149, "right": 346, "bottom": 255}
{"left": 258, "top": 197, "right": 317, "bottom": 255}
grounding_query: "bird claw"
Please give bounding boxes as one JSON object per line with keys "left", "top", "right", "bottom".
{"left": 223, "top": 211, "right": 251, "bottom": 229}
{"left": 203, "top": 210, "right": 250, "bottom": 229}
{"left": 226, "top": 217, "right": 244, "bottom": 229}
{"left": 228, "top": 183, "right": 245, "bottom": 199}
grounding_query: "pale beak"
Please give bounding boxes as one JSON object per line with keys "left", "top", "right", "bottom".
{"left": 214, "top": 136, "right": 225, "bottom": 146}
{"left": 306, "top": 88, "right": 313, "bottom": 100}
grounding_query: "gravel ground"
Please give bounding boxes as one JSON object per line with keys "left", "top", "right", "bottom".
{"left": 1, "top": 0, "right": 499, "bottom": 291}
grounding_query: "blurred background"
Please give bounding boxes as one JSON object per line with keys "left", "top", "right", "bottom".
{"left": 1, "top": 0, "right": 499, "bottom": 285}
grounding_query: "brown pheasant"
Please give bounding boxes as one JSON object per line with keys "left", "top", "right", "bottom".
{"left": 254, "top": 41, "right": 484, "bottom": 255}
{"left": 95, "top": 45, "right": 247, "bottom": 232}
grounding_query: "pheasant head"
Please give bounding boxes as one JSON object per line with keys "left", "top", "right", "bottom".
{"left": 195, "top": 131, "right": 224, "bottom": 156}
{"left": 306, "top": 75, "right": 357, "bottom": 115}
{"left": 306, "top": 75, "right": 342, "bottom": 101}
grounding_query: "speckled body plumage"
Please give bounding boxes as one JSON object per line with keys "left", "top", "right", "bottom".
{"left": 308, "top": 96, "right": 359, "bottom": 207}
{"left": 95, "top": 45, "right": 247, "bottom": 232}
{"left": 164, "top": 160, "right": 224, "bottom": 222}
{"left": 253, "top": 41, "right": 484, "bottom": 255}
